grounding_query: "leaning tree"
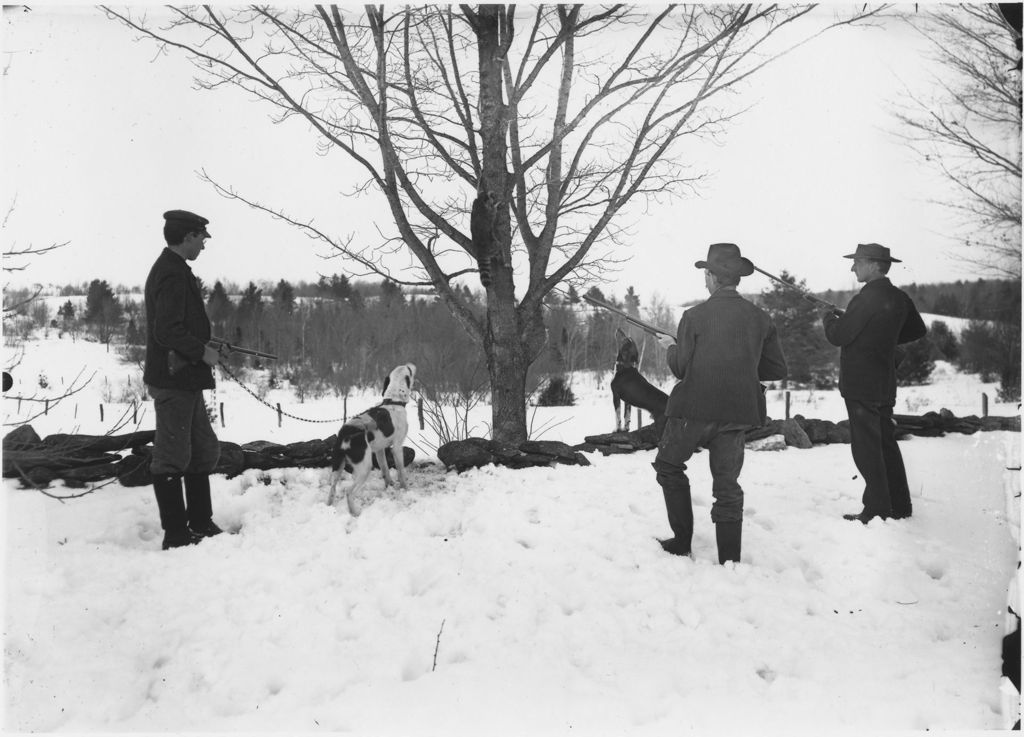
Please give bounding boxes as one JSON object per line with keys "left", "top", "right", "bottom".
{"left": 103, "top": 4, "right": 878, "bottom": 443}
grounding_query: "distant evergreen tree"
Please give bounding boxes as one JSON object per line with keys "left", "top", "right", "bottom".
{"left": 207, "top": 281, "right": 234, "bottom": 330}
{"left": 931, "top": 292, "right": 963, "bottom": 317}
{"left": 583, "top": 286, "right": 606, "bottom": 303}
{"left": 896, "top": 337, "right": 935, "bottom": 385}
{"left": 273, "top": 279, "right": 296, "bottom": 314}
{"left": 84, "top": 279, "right": 120, "bottom": 323}
{"left": 380, "top": 279, "right": 404, "bottom": 308}
{"left": 624, "top": 286, "right": 640, "bottom": 316}
{"left": 928, "top": 320, "right": 959, "bottom": 361}
{"left": 58, "top": 300, "right": 75, "bottom": 323}
{"left": 125, "top": 316, "right": 144, "bottom": 346}
{"left": 759, "top": 271, "right": 838, "bottom": 387}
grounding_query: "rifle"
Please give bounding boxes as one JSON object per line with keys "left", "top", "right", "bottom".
{"left": 209, "top": 337, "right": 279, "bottom": 361}
{"left": 752, "top": 265, "right": 841, "bottom": 312}
{"left": 581, "top": 294, "right": 675, "bottom": 339}
{"left": 168, "top": 338, "right": 279, "bottom": 375}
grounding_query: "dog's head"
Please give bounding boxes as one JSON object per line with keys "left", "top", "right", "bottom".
{"left": 382, "top": 363, "right": 417, "bottom": 403}
{"left": 614, "top": 328, "right": 639, "bottom": 369}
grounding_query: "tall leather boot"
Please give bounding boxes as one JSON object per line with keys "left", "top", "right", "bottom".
{"left": 660, "top": 484, "right": 694, "bottom": 556}
{"left": 715, "top": 521, "right": 742, "bottom": 565}
{"left": 153, "top": 474, "right": 201, "bottom": 550}
{"left": 184, "top": 473, "right": 222, "bottom": 538}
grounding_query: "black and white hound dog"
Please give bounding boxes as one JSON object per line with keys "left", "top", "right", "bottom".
{"left": 328, "top": 363, "right": 416, "bottom": 516}
{"left": 610, "top": 329, "right": 668, "bottom": 432}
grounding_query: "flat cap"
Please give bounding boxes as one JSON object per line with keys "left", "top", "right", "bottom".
{"left": 163, "top": 209, "right": 210, "bottom": 236}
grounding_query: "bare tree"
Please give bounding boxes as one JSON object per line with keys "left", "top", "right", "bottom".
{"left": 894, "top": 5, "right": 1022, "bottom": 278}
{"left": 103, "top": 4, "right": 881, "bottom": 442}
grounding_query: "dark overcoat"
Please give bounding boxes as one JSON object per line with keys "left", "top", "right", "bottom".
{"left": 822, "top": 277, "right": 927, "bottom": 404}
{"left": 143, "top": 248, "right": 215, "bottom": 391}
{"left": 665, "top": 287, "right": 788, "bottom": 426}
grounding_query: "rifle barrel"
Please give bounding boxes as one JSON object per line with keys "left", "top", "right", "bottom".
{"left": 752, "top": 266, "right": 837, "bottom": 310}
{"left": 581, "top": 294, "right": 675, "bottom": 338}
{"left": 210, "top": 338, "right": 279, "bottom": 361}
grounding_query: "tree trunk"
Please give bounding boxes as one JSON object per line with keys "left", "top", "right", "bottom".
{"left": 476, "top": 5, "right": 535, "bottom": 444}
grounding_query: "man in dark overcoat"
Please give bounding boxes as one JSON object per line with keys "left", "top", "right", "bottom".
{"left": 822, "top": 243, "right": 927, "bottom": 523}
{"left": 654, "top": 243, "right": 788, "bottom": 564}
{"left": 144, "top": 210, "right": 225, "bottom": 550}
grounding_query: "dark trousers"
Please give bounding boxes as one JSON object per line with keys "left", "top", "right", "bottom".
{"left": 653, "top": 417, "right": 749, "bottom": 547}
{"left": 148, "top": 386, "right": 220, "bottom": 475}
{"left": 844, "top": 399, "right": 912, "bottom": 518}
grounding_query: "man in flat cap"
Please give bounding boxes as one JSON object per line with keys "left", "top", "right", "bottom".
{"left": 144, "top": 210, "right": 225, "bottom": 550}
{"left": 654, "top": 243, "right": 788, "bottom": 564}
{"left": 821, "top": 243, "right": 926, "bottom": 524}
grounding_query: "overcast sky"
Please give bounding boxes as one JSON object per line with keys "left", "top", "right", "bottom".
{"left": 1, "top": 4, "right": 1001, "bottom": 305}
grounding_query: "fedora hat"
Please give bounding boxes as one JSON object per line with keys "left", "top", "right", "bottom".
{"left": 843, "top": 243, "right": 901, "bottom": 262}
{"left": 695, "top": 242, "right": 754, "bottom": 279}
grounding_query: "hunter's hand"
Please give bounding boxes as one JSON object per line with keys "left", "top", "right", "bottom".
{"left": 202, "top": 345, "right": 221, "bottom": 366}
{"left": 656, "top": 333, "right": 676, "bottom": 350}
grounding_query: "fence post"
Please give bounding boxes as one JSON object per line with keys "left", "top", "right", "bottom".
{"left": 220, "top": 402, "right": 225, "bottom": 428}
{"left": 344, "top": 395, "right": 348, "bottom": 423}
{"left": 100, "top": 404, "right": 104, "bottom": 422}
{"left": 44, "top": 399, "right": 49, "bottom": 415}
{"left": 418, "top": 397, "right": 424, "bottom": 431}
{"left": 785, "top": 391, "right": 791, "bottom": 420}
{"left": 277, "top": 402, "right": 282, "bottom": 428}
{"left": 637, "top": 407, "right": 643, "bottom": 428}
{"left": 982, "top": 392, "right": 989, "bottom": 418}
{"left": 132, "top": 402, "right": 137, "bottom": 424}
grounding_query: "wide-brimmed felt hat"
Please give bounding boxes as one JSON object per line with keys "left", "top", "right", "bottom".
{"left": 843, "top": 243, "right": 900, "bottom": 262}
{"left": 163, "top": 209, "right": 211, "bottom": 237}
{"left": 695, "top": 242, "right": 754, "bottom": 279}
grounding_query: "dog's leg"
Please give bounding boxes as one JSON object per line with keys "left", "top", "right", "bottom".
{"left": 393, "top": 437, "right": 408, "bottom": 490}
{"left": 328, "top": 466, "right": 346, "bottom": 507}
{"left": 624, "top": 402, "right": 633, "bottom": 432}
{"left": 347, "top": 462, "right": 372, "bottom": 517}
{"left": 613, "top": 394, "right": 623, "bottom": 432}
{"left": 375, "top": 449, "right": 392, "bottom": 487}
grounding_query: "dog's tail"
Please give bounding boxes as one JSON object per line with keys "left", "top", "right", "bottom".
{"left": 332, "top": 424, "right": 371, "bottom": 472}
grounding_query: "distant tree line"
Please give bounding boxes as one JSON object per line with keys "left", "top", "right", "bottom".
{"left": 5, "top": 274, "right": 1019, "bottom": 403}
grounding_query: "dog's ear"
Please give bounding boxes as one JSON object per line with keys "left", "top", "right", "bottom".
{"left": 382, "top": 375, "right": 391, "bottom": 396}
{"left": 616, "top": 327, "right": 627, "bottom": 342}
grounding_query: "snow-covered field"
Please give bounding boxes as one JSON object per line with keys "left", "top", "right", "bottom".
{"left": 3, "top": 335, "right": 1021, "bottom": 734}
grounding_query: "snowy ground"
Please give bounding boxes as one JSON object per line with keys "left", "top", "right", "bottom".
{"left": 2, "top": 335, "right": 1021, "bottom": 734}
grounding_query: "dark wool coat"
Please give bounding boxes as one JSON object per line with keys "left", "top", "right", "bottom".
{"left": 665, "top": 287, "right": 788, "bottom": 426}
{"left": 823, "top": 277, "right": 927, "bottom": 404}
{"left": 143, "top": 248, "right": 215, "bottom": 391}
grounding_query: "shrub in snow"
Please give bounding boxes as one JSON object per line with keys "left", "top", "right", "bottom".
{"left": 536, "top": 375, "right": 575, "bottom": 407}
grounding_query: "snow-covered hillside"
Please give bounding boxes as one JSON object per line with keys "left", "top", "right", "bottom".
{"left": 3, "top": 335, "right": 1021, "bottom": 733}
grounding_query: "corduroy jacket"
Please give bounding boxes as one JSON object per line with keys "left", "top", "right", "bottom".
{"left": 823, "top": 277, "right": 926, "bottom": 404}
{"left": 143, "top": 248, "right": 215, "bottom": 391}
{"left": 665, "top": 287, "right": 788, "bottom": 426}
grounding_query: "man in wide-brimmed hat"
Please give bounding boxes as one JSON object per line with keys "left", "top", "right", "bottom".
{"left": 654, "top": 242, "right": 788, "bottom": 564}
{"left": 144, "top": 209, "right": 227, "bottom": 550}
{"left": 822, "top": 243, "right": 927, "bottom": 524}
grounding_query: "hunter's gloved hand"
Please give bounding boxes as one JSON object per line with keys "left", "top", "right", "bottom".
{"left": 656, "top": 333, "right": 676, "bottom": 350}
